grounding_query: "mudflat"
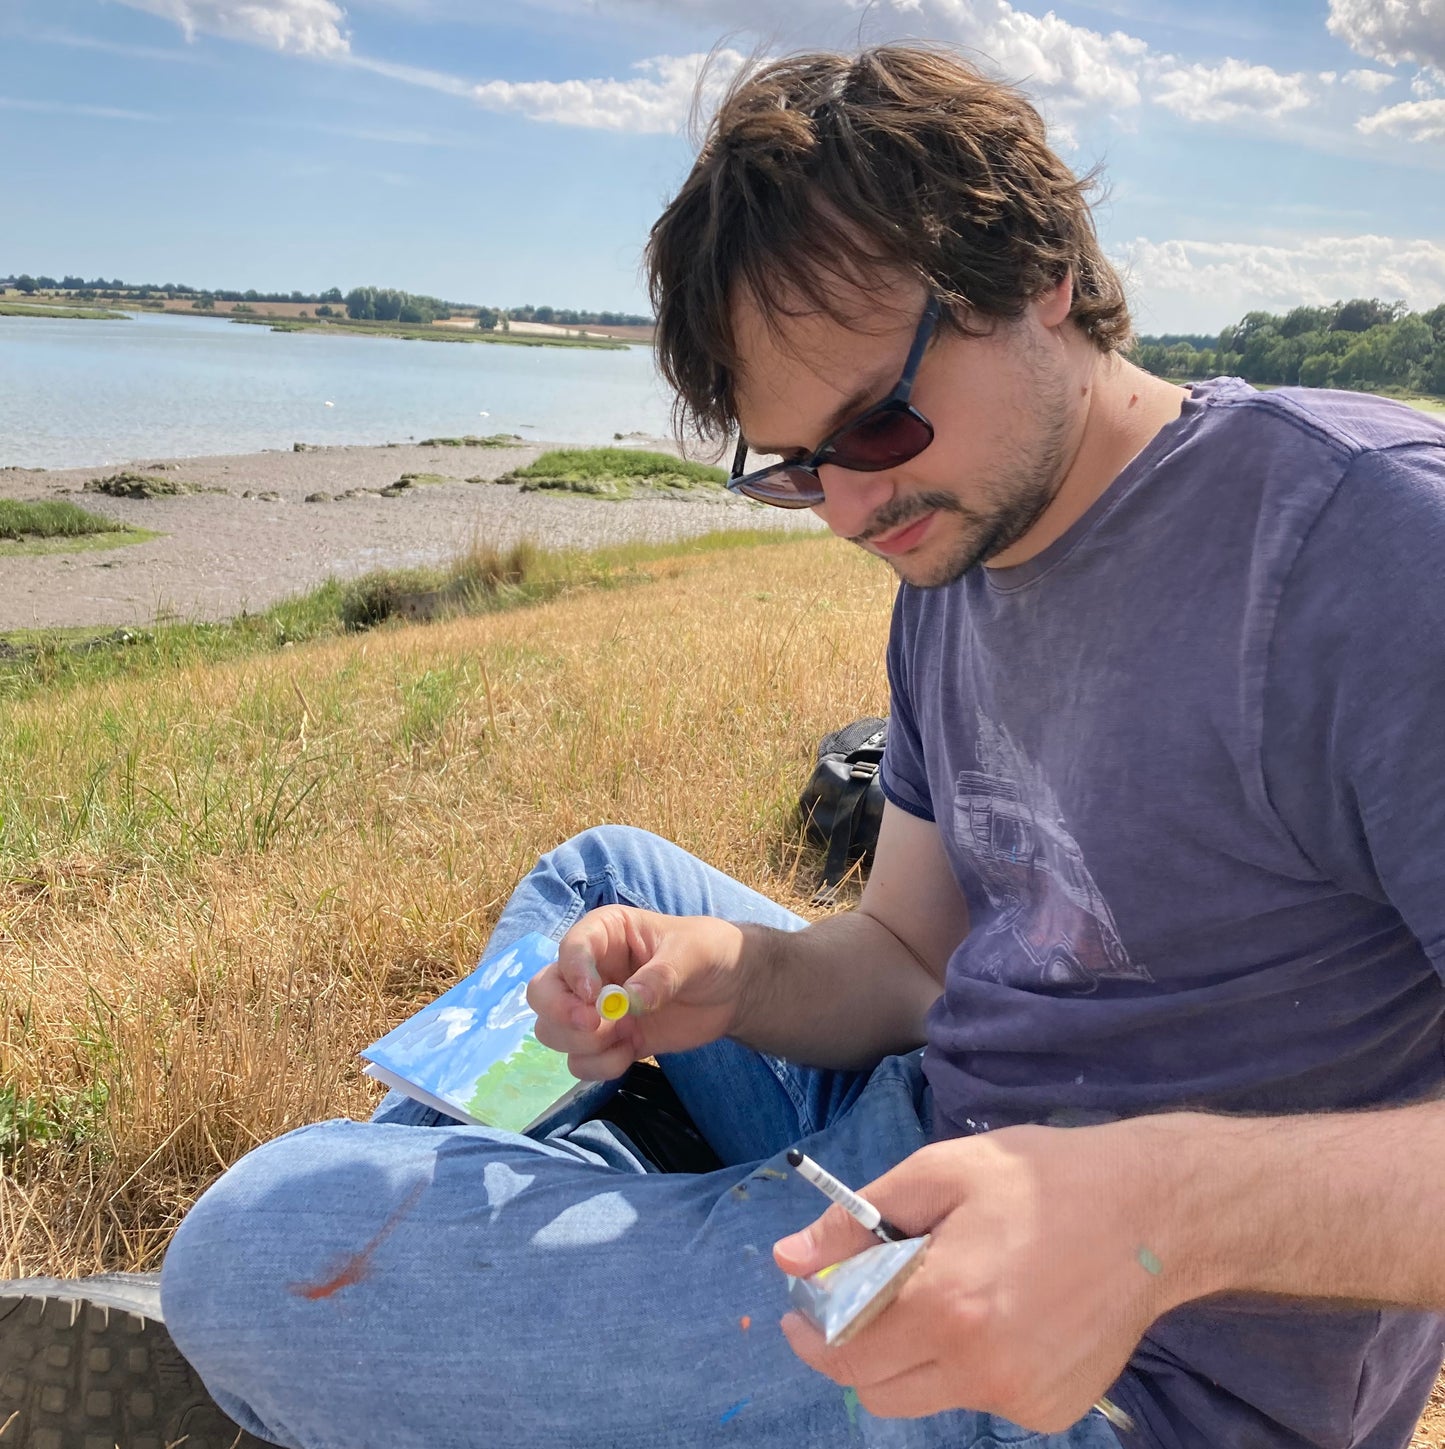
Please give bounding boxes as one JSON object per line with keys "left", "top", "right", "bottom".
{"left": 0, "top": 439, "right": 822, "bottom": 631}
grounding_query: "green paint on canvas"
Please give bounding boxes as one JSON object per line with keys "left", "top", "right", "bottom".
{"left": 464, "top": 1034, "right": 577, "bottom": 1132}
{"left": 843, "top": 1387, "right": 860, "bottom": 1433}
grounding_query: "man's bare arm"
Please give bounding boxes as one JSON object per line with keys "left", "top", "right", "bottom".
{"left": 728, "top": 802, "right": 970, "bottom": 1069}
{"left": 1149, "top": 1099, "right": 1445, "bottom": 1311}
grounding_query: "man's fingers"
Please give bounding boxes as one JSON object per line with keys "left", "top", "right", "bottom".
{"left": 780, "top": 1292, "right": 941, "bottom": 1393}
{"left": 851, "top": 1360, "right": 951, "bottom": 1421}
{"left": 527, "top": 966, "right": 616, "bottom": 1053}
{"left": 565, "top": 1043, "right": 637, "bottom": 1082}
{"left": 773, "top": 1203, "right": 877, "bottom": 1275}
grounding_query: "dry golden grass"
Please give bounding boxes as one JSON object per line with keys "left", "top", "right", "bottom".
{"left": 0, "top": 534, "right": 891, "bottom": 1274}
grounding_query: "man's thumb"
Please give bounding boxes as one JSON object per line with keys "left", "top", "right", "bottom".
{"left": 773, "top": 1205, "right": 875, "bottom": 1276}
{"left": 620, "top": 955, "right": 682, "bottom": 1014}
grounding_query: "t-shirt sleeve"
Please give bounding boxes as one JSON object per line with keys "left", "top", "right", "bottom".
{"left": 1263, "top": 442, "right": 1445, "bottom": 974}
{"left": 879, "top": 585, "right": 936, "bottom": 822}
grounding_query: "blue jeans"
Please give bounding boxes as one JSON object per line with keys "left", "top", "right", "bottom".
{"left": 160, "top": 826, "right": 1121, "bottom": 1449}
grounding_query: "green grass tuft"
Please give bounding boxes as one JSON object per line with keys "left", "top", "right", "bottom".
{"left": 0, "top": 499, "right": 126, "bottom": 541}
{"left": 502, "top": 448, "right": 727, "bottom": 501}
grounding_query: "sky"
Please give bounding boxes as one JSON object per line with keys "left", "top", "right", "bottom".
{"left": 2, "top": 0, "right": 1443, "bottom": 335}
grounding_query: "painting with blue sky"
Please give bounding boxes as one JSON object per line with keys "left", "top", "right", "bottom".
{"left": 1, "top": 0, "right": 1441, "bottom": 334}
{"left": 362, "top": 930, "right": 579, "bottom": 1131}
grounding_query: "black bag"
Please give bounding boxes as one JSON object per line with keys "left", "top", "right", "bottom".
{"left": 799, "top": 717, "right": 888, "bottom": 903}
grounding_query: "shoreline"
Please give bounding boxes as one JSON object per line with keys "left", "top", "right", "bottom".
{"left": 0, "top": 438, "right": 821, "bottom": 633}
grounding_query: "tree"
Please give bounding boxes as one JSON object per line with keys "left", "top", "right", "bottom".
{"left": 1298, "top": 353, "right": 1335, "bottom": 388}
{"left": 345, "top": 286, "right": 376, "bottom": 320}
{"left": 1331, "top": 297, "right": 1406, "bottom": 333}
{"left": 475, "top": 307, "right": 500, "bottom": 331}
{"left": 15, "top": 275, "right": 37, "bottom": 293}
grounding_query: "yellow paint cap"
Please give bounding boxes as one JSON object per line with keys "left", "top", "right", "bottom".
{"left": 596, "top": 984, "right": 631, "bottom": 1021}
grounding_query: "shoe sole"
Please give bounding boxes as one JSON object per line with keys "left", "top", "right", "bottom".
{"left": 0, "top": 1294, "right": 272, "bottom": 1449}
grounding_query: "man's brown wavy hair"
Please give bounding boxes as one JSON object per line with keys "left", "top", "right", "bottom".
{"left": 646, "top": 45, "right": 1132, "bottom": 443}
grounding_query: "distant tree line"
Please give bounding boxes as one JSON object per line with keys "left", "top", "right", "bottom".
{"left": 342, "top": 286, "right": 452, "bottom": 324}
{"left": 1133, "top": 298, "right": 1445, "bottom": 397}
{"left": 506, "top": 303, "right": 652, "bottom": 328}
{"left": 2, "top": 272, "right": 654, "bottom": 329}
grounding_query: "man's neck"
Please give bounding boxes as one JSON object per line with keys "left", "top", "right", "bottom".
{"left": 987, "top": 355, "right": 1188, "bottom": 570}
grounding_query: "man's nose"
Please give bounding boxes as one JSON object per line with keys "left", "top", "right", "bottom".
{"left": 811, "top": 464, "right": 895, "bottom": 539}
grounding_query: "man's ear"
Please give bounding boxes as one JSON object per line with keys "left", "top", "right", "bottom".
{"left": 1035, "top": 270, "right": 1074, "bottom": 329}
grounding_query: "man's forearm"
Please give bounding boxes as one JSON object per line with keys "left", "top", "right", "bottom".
{"left": 1143, "top": 1101, "right": 1445, "bottom": 1313}
{"left": 727, "top": 912, "right": 942, "bottom": 1070}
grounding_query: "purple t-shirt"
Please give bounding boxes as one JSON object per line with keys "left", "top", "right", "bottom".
{"left": 879, "top": 379, "right": 1445, "bottom": 1449}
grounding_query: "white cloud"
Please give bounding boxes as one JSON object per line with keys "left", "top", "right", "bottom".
{"left": 345, "top": 53, "right": 472, "bottom": 96}
{"left": 1343, "top": 66, "right": 1398, "bottom": 90}
{"left": 33, "top": 29, "right": 205, "bottom": 62}
{"left": 1327, "top": 0, "right": 1445, "bottom": 71}
{"left": 0, "top": 96, "right": 163, "bottom": 121}
{"left": 1119, "top": 234, "right": 1445, "bottom": 320}
{"left": 114, "top": 0, "right": 350, "bottom": 57}
{"left": 469, "top": 50, "right": 743, "bottom": 133}
{"left": 1357, "top": 94, "right": 1445, "bottom": 138}
{"left": 610, "top": 0, "right": 1148, "bottom": 119}
{"left": 1153, "top": 57, "right": 1313, "bottom": 122}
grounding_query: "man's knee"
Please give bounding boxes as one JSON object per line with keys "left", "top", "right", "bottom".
{"left": 160, "top": 1119, "right": 365, "bottom": 1370}
{"left": 553, "top": 822, "right": 678, "bottom": 878}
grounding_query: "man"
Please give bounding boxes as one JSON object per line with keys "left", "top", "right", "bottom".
{"left": 4, "top": 44, "right": 1443, "bottom": 1449}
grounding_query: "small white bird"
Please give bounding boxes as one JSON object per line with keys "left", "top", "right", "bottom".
{"left": 324, "top": 400, "right": 335, "bottom": 408}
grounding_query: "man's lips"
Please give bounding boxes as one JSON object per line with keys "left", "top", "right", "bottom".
{"left": 871, "top": 512, "right": 936, "bottom": 556}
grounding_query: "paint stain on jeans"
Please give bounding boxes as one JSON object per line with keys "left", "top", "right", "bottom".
{"left": 288, "top": 1177, "right": 428, "bottom": 1301}
{"left": 719, "top": 1398, "right": 750, "bottom": 1424}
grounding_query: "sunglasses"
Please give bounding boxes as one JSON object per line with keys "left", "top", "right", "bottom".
{"left": 728, "top": 295, "right": 940, "bottom": 509}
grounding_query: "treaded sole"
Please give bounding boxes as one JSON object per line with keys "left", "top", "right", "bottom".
{"left": 0, "top": 1294, "right": 273, "bottom": 1449}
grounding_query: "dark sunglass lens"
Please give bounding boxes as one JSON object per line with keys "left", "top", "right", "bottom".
{"left": 830, "top": 409, "right": 933, "bottom": 470}
{"left": 740, "top": 464, "right": 823, "bottom": 508}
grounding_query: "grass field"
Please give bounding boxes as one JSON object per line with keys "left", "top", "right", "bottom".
{"left": 0, "top": 529, "right": 886, "bottom": 1274}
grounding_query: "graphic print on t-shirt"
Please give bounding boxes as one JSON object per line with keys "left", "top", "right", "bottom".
{"left": 952, "top": 713, "right": 1151, "bottom": 993}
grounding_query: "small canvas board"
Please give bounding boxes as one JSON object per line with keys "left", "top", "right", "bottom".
{"left": 360, "top": 930, "right": 581, "bottom": 1133}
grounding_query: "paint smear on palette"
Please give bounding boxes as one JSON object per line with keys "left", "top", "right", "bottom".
{"left": 289, "top": 1178, "right": 427, "bottom": 1301}
{"left": 1137, "top": 1246, "right": 1163, "bottom": 1276}
{"left": 719, "top": 1398, "right": 750, "bottom": 1425}
{"left": 843, "top": 1387, "right": 860, "bottom": 1433}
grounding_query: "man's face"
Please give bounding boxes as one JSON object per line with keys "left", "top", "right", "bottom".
{"left": 730, "top": 276, "right": 1080, "bottom": 588}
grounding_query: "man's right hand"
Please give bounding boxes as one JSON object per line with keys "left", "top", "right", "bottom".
{"left": 526, "top": 905, "right": 750, "bottom": 1080}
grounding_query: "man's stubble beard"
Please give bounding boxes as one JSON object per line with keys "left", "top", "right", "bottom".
{"left": 866, "top": 393, "right": 1074, "bottom": 590}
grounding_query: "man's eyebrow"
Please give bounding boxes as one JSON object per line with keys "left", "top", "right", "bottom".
{"left": 747, "top": 367, "right": 895, "bottom": 456}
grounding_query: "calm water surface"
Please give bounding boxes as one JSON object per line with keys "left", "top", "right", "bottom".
{"left": 0, "top": 310, "right": 677, "bottom": 469}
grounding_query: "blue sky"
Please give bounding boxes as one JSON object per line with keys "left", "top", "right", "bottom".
{"left": 2, "top": 0, "right": 1442, "bottom": 333}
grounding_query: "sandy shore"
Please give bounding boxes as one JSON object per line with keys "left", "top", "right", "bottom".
{"left": 0, "top": 439, "right": 823, "bottom": 631}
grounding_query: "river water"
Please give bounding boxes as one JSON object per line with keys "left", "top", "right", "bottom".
{"left": 0, "top": 309, "right": 677, "bottom": 469}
